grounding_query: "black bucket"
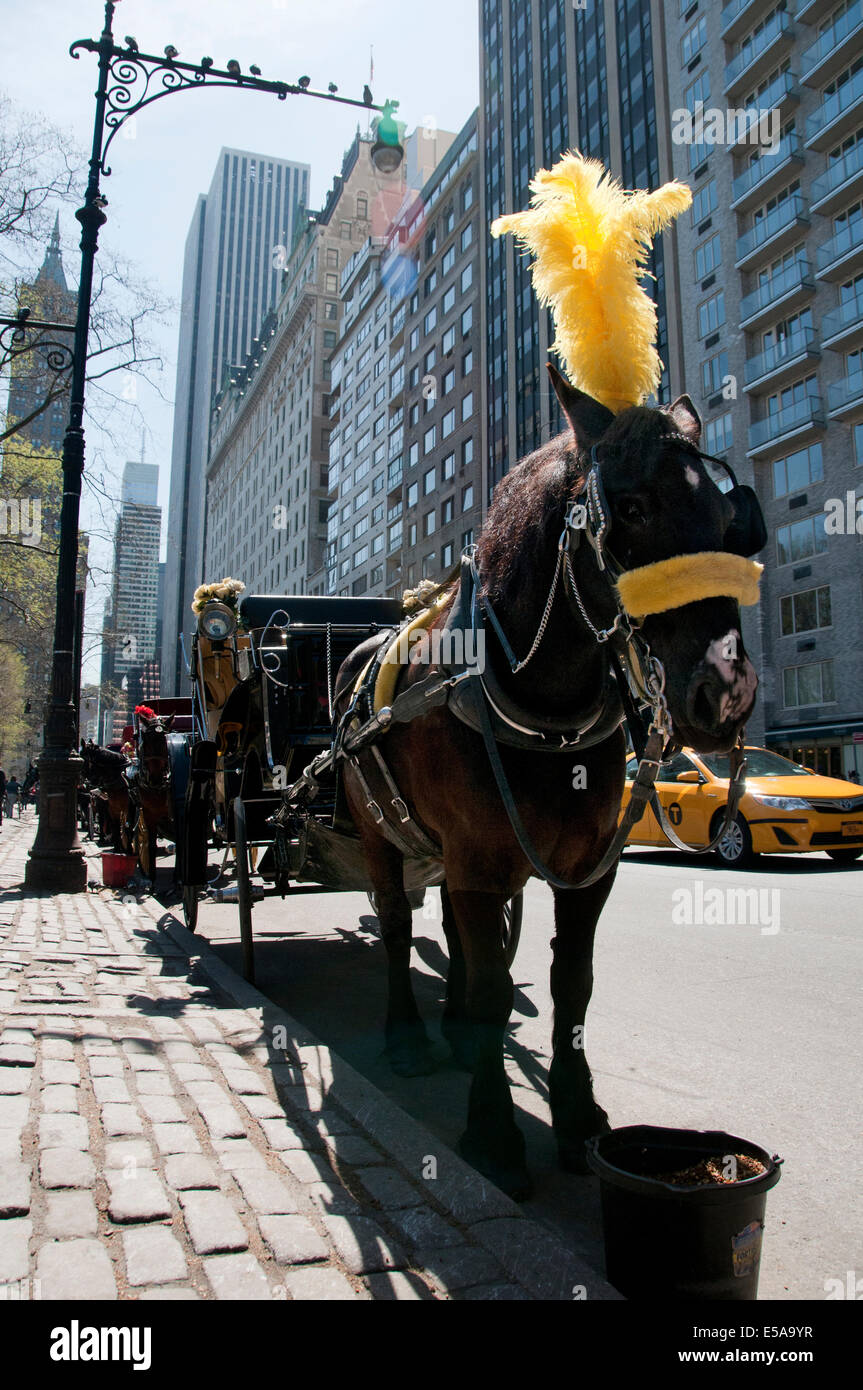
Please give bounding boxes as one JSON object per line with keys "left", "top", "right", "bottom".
{"left": 585, "top": 1125, "right": 782, "bottom": 1301}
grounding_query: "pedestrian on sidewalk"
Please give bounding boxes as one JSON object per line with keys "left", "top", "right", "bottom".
{"left": 0, "top": 764, "right": 6, "bottom": 826}
{"left": 6, "top": 773, "right": 22, "bottom": 818}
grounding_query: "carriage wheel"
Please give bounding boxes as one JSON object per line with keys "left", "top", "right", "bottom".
{"left": 233, "top": 796, "right": 256, "bottom": 985}
{"left": 502, "top": 893, "right": 523, "bottom": 968}
{"left": 134, "top": 814, "right": 154, "bottom": 884}
{"left": 182, "top": 883, "right": 199, "bottom": 933}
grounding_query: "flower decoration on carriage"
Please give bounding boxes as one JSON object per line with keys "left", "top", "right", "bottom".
{"left": 490, "top": 151, "right": 692, "bottom": 413}
{"left": 134, "top": 705, "right": 156, "bottom": 721}
{"left": 191, "top": 577, "right": 246, "bottom": 615}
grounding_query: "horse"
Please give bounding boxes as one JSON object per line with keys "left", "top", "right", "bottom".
{"left": 333, "top": 373, "right": 761, "bottom": 1200}
{"left": 130, "top": 712, "right": 175, "bottom": 882}
{"left": 80, "top": 743, "right": 131, "bottom": 851}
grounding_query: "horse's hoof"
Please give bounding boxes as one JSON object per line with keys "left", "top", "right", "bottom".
{"left": 458, "top": 1135, "right": 533, "bottom": 1202}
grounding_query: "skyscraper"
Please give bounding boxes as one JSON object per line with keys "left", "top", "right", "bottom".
{"left": 161, "top": 149, "right": 310, "bottom": 693}
{"left": 479, "top": 0, "right": 685, "bottom": 491}
{"left": 100, "top": 462, "right": 161, "bottom": 742}
{"left": 5, "top": 214, "right": 76, "bottom": 453}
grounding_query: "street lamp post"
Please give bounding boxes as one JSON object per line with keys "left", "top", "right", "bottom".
{"left": 25, "top": 0, "right": 403, "bottom": 891}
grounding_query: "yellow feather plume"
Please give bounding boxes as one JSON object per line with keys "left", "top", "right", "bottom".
{"left": 491, "top": 152, "right": 692, "bottom": 413}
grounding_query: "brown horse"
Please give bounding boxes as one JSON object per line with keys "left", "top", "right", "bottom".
{"left": 131, "top": 712, "right": 175, "bottom": 882}
{"left": 334, "top": 375, "right": 760, "bottom": 1199}
{"left": 80, "top": 744, "right": 131, "bottom": 851}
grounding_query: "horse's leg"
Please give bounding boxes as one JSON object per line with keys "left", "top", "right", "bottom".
{"left": 447, "top": 888, "right": 529, "bottom": 1200}
{"left": 363, "top": 830, "right": 435, "bottom": 1077}
{"left": 440, "top": 882, "right": 472, "bottom": 1070}
{"left": 549, "top": 868, "right": 617, "bottom": 1173}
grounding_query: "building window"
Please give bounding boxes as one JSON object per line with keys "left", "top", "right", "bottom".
{"left": 324, "top": 302, "right": 338, "bottom": 320}
{"left": 422, "top": 551, "right": 437, "bottom": 578}
{"left": 409, "top": 441, "right": 419, "bottom": 467}
{"left": 424, "top": 509, "right": 436, "bottom": 536}
{"left": 780, "top": 586, "right": 831, "bottom": 636}
{"left": 681, "top": 15, "right": 707, "bottom": 64}
{"left": 461, "top": 391, "right": 473, "bottom": 422}
{"left": 460, "top": 264, "right": 473, "bottom": 293}
{"left": 426, "top": 229, "right": 437, "bottom": 258}
{"left": 691, "top": 180, "right": 717, "bottom": 225}
{"left": 702, "top": 351, "right": 729, "bottom": 397}
{"left": 461, "top": 527, "right": 473, "bottom": 548}
{"left": 424, "top": 269, "right": 438, "bottom": 297}
{"left": 704, "top": 412, "right": 733, "bottom": 455}
{"left": 340, "top": 221, "right": 351, "bottom": 239}
{"left": 441, "top": 496, "right": 454, "bottom": 525}
{"left": 442, "top": 541, "right": 454, "bottom": 568}
{"left": 442, "top": 326, "right": 456, "bottom": 354}
{"left": 698, "top": 291, "right": 725, "bottom": 338}
{"left": 461, "top": 222, "right": 473, "bottom": 252}
{"left": 424, "top": 346, "right": 436, "bottom": 373}
{"left": 424, "top": 425, "right": 436, "bottom": 453}
{"left": 424, "top": 307, "right": 437, "bottom": 334}
{"left": 407, "top": 481, "right": 418, "bottom": 506}
{"left": 773, "top": 443, "right": 823, "bottom": 497}
{"left": 326, "top": 272, "right": 338, "bottom": 293}
{"left": 776, "top": 514, "right": 828, "bottom": 565}
{"left": 462, "top": 179, "right": 474, "bottom": 211}
{"left": 442, "top": 452, "right": 455, "bottom": 480}
{"left": 462, "top": 437, "right": 474, "bottom": 467}
{"left": 423, "top": 466, "right": 436, "bottom": 495}
{"left": 462, "top": 349, "right": 473, "bottom": 376}
{"left": 409, "top": 327, "right": 419, "bottom": 352}
{"left": 356, "top": 195, "right": 368, "bottom": 219}
{"left": 442, "top": 368, "right": 455, "bottom": 395}
{"left": 442, "top": 285, "right": 456, "bottom": 314}
{"left": 461, "top": 305, "right": 473, "bottom": 336}
{"left": 462, "top": 483, "right": 474, "bottom": 511}
{"left": 695, "top": 233, "right": 721, "bottom": 281}
{"left": 442, "top": 408, "right": 456, "bottom": 438}
{"left": 782, "top": 660, "right": 835, "bottom": 708}
{"left": 442, "top": 245, "right": 456, "bottom": 275}
{"left": 326, "top": 248, "right": 339, "bottom": 268}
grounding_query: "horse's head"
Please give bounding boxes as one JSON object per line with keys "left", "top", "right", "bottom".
{"left": 137, "top": 713, "right": 174, "bottom": 784}
{"left": 551, "top": 368, "right": 763, "bottom": 753}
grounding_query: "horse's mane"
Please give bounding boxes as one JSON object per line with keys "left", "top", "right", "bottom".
{"left": 476, "top": 404, "right": 680, "bottom": 605}
{"left": 84, "top": 745, "right": 128, "bottom": 774}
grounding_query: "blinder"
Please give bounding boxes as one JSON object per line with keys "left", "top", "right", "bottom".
{"left": 582, "top": 442, "right": 767, "bottom": 562}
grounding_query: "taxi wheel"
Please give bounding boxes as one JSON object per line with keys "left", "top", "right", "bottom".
{"left": 827, "top": 848, "right": 862, "bottom": 864}
{"left": 712, "top": 812, "right": 754, "bottom": 868}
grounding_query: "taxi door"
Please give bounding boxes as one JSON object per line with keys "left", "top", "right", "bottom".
{"left": 652, "top": 752, "right": 713, "bottom": 847}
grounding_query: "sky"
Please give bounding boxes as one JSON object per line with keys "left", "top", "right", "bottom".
{"left": 2, "top": 0, "right": 480, "bottom": 679}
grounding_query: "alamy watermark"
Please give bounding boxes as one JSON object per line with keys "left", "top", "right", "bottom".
{"left": 0, "top": 497, "right": 41, "bottom": 546}
{"left": 671, "top": 881, "right": 780, "bottom": 935}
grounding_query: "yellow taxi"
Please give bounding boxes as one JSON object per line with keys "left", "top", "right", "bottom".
{"left": 622, "top": 746, "right": 863, "bottom": 867}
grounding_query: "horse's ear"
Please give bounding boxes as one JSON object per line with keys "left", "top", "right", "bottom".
{"left": 164, "top": 713, "right": 175, "bottom": 731}
{"left": 667, "top": 394, "right": 702, "bottom": 444}
{"left": 547, "top": 362, "right": 614, "bottom": 451}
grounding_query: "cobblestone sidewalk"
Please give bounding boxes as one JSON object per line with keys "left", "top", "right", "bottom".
{"left": 0, "top": 813, "right": 615, "bottom": 1302}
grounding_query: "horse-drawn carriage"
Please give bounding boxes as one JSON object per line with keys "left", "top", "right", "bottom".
{"left": 177, "top": 589, "right": 523, "bottom": 983}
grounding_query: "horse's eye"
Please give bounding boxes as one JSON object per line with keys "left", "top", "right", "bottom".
{"left": 617, "top": 497, "right": 646, "bottom": 526}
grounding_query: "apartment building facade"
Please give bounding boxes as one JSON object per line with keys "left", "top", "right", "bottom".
{"left": 480, "top": 0, "right": 686, "bottom": 492}
{"left": 322, "top": 126, "right": 467, "bottom": 598}
{"left": 667, "top": 0, "right": 863, "bottom": 773}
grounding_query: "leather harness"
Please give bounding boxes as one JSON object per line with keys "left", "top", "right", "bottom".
{"left": 286, "top": 495, "right": 749, "bottom": 888}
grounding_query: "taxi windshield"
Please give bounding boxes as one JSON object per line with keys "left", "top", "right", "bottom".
{"left": 699, "top": 749, "right": 814, "bottom": 778}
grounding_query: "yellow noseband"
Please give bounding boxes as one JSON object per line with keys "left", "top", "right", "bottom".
{"left": 616, "top": 552, "right": 763, "bottom": 620}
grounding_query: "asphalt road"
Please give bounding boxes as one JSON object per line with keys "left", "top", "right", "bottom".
{"left": 158, "top": 845, "right": 862, "bottom": 1301}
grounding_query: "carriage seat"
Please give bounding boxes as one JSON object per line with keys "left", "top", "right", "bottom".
{"left": 239, "top": 593, "right": 404, "bottom": 632}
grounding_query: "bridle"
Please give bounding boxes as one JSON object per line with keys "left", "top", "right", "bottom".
{"left": 137, "top": 721, "right": 171, "bottom": 791}
{"left": 465, "top": 430, "right": 764, "bottom": 887}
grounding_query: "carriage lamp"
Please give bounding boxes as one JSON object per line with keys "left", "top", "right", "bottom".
{"left": 198, "top": 602, "right": 238, "bottom": 641}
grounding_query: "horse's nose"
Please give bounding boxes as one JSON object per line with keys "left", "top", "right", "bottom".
{"left": 686, "top": 640, "right": 758, "bottom": 732}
